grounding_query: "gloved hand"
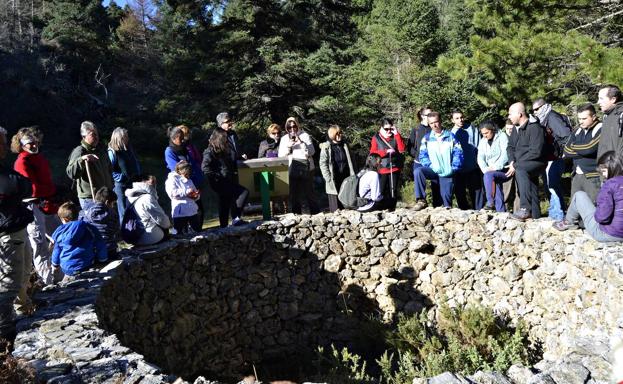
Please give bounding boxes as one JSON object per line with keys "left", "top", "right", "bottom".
{"left": 386, "top": 148, "right": 396, "bottom": 155}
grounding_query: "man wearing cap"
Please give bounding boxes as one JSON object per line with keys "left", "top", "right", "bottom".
{"left": 0, "top": 126, "right": 34, "bottom": 350}
{"left": 66, "top": 121, "right": 113, "bottom": 210}
{"left": 215, "top": 112, "right": 247, "bottom": 160}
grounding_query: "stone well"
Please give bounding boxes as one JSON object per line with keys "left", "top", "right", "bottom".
{"left": 12, "top": 208, "right": 623, "bottom": 383}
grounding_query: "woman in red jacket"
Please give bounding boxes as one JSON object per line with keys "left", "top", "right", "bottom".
{"left": 369, "top": 117, "right": 406, "bottom": 210}
{"left": 11, "top": 127, "right": 60, "bottom": 285}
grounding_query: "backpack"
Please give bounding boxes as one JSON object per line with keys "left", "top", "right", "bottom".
{"left": 121, "top": 195, "right": 146, "bottom": 244}
{"left": 338, "top": 170, "right": 368, "bottom": 209}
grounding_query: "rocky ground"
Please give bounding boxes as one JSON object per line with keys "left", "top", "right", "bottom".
{"left": 9, "top": 208, "right": 623, "bottom": 383}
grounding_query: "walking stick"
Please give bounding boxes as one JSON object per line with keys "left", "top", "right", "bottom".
{"left": 389, "top": 150, "right": 395, "bottom": 199}
{"left": 84, "top": 159, "right": 96, "bottom": 200}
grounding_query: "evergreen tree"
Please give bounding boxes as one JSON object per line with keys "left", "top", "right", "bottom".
{"left": 439, "top": 0, "right": 623, "bottom": 115}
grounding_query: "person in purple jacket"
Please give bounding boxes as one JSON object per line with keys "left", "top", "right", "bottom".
{"left": 553, "top": 151, "right": 623, "bottom": 242}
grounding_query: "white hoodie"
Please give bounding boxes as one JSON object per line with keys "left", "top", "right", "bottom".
{"left": 277, "top": 130, "right": 316, "bottom": 170}
{"left": 165, "top": 171, "right": 199, "bottom": 218}
{"left": 125, "top": 182, "right": 171, "bottom": 246}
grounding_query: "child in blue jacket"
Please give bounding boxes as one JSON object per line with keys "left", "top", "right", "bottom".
{"left": 52, "top": 202, "right": 108, "bottom": 278}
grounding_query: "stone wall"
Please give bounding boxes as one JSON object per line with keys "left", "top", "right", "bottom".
{"left": 94, "top": 208, "right": 623, "bottom": 382}
{"left": 13, "top": 208, "right": 623, "bottom": 383}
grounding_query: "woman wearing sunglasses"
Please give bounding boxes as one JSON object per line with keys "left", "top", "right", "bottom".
{"left": 369, "top": 117, "right": 406, "bottom": 210}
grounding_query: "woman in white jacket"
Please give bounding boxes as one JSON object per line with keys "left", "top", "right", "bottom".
{"left": 125, "top": 175, "right": 171, "bottom": 245}
{"left": 165, "top": 161, "right": 201, "bottom": 235}
{"left": 277, "top": 116, "right": 319, "bottom": 214}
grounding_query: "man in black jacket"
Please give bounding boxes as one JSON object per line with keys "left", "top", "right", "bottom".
{"left": 506, "top": 103, "right": 546, "bottom": 221}
{"left": 0, "top": 126, "right": 33, "bottom": 348}
{"left": 563, "top": 103, "right": 602, "bottom": 202}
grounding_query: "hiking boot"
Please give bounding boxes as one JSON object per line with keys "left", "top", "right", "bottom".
{"left": 552, "top": 219, "right": 579, "bottom": 231}
{"left": 511, "top": 208, "right": 531, "bottom": 221}
{"left": 413, "top": 199, "right": 428, "bottom": 211}
{"left": 483, "top": 204, "right": 495, "bottom": 212}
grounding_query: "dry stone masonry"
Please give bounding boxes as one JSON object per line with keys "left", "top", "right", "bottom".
{"left": 12, "top": 208, "right": 623, "bottom": 383}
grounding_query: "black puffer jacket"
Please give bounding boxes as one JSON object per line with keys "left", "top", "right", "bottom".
{"left": 201, "top": 147, "right": 238, "bottom": 184}
{"left": 0, "top": 164, "right": 33, "bottom": 234}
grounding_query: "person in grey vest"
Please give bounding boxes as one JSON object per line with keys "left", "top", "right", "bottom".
{"left": 596, "top": 85, "right": 623, "bottom": 159}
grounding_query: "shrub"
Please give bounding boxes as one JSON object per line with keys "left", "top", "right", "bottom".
{"left": 313, "top": 304, "right": 535, "bottom": 383}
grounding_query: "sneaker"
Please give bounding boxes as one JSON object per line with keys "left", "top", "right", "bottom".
{"left": 511, "top": 208, "right": 531, "bottom": 221}
{"left": 231, "top": 218, "right": 248, "bottom": 227}
{"left": 483, "top": 204, "right": 495, "bottom": 212}
{"left": 413, "top": 199, "right": 428, "bottom": 211}
{"left": 552, "top": 219, "right": 579, "bottom": 231}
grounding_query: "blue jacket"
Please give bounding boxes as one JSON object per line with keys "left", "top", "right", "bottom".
{"left": 108, "top": 147, "right": 141, "bottom": 185}
{"left": 451, "top": 124, "right": 480, "bottom": 172}
{"left": 51, "top": 220, "right": 108, "bottom": 276}
{"left": 419, "top": 130, "right": 463, "bottom": 177}
{"left": 477, "top": 131, "right": 509, "bottom": 172}
{"left": 164, "top": 146, "right": 205, "bottom": 188}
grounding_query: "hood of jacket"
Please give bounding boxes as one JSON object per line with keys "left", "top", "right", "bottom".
{"left": 54, "top": 220, "right": 91, "bottom": 247}
{"left": 126, "top": 182, "right": 156, "bottom": 202}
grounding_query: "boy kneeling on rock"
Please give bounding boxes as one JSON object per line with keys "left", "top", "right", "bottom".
{"left": 51, "top": 202, "right": 108, "bottom": 282}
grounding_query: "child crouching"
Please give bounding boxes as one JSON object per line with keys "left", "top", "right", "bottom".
{"left": 51, "top": 202, "right": 108, "bottom": 280}
{"left": 81, "top": 187, "right": 120, "bottom": 259}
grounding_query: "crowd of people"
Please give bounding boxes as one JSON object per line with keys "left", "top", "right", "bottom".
{"left": 1, "top": 84, "right": 623, "bottom": 350}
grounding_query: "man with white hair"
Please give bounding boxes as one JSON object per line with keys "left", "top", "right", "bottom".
{"left": 0, "top": 126, "right": 33, "bottom": 350}
{"left": 66, "top": 121, "right": 113, "bottom": 210}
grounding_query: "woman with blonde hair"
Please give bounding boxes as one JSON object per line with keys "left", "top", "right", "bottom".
{"left": 319, "top": 125, "right": 355, "bottom": 211}
{"left": 258, "top": 123, "right": 282, "bottom": 158}
{"left": 108, "top": 127, "right": 141, "bottom": 221}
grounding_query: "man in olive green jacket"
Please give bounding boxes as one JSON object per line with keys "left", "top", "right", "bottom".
{"left": 66, "top": 121, "right": 113, "bottom": 209}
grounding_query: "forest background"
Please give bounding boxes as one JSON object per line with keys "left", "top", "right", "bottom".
{"left": 1, "top": 0, "right": 622, "bottom": 205}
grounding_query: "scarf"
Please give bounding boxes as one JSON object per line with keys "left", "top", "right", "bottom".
{"left": 535, "top": 103, "right": 553, "bottom": 125}
{"left": 169, "top": 141, "right": 188, "bottom": 156}
{"left": 81, "top": 140, "right": 97, "bottom": 152}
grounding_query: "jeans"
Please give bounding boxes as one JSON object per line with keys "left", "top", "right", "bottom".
{"left": 113, "top": 182, "right": 129, "bottom": 224}
{"left": 543, "top": 159, "right": 565, "bottom": 220}
{"left": 515, "top": 161, "right": 545, "bottom": 218}
{"left": 27, "top": 203, "right": 60, "bottom": 285}
{"left": 566, "top": 191, "right": 622, "bottom": 242}
{"left": 483, "top": 171, "right": 510, "bottom": 212}
{"left": 79, "top": 198, "right": 94, "bottom": 211}
{"left": 0, "top": 229, "right": 30, "bottom": 339}
{"left": 454, "top": 168, "right": 485, "bottom": 210}
{"left": 414, "top": 166, "right": 454, "bottom": 207}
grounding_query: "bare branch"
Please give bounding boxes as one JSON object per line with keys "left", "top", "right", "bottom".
{"left": 572, "top": 8, "right": 623, "bottom": 31}
{"left": 94, "top": 64, "right": 111, "bottom": 100}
